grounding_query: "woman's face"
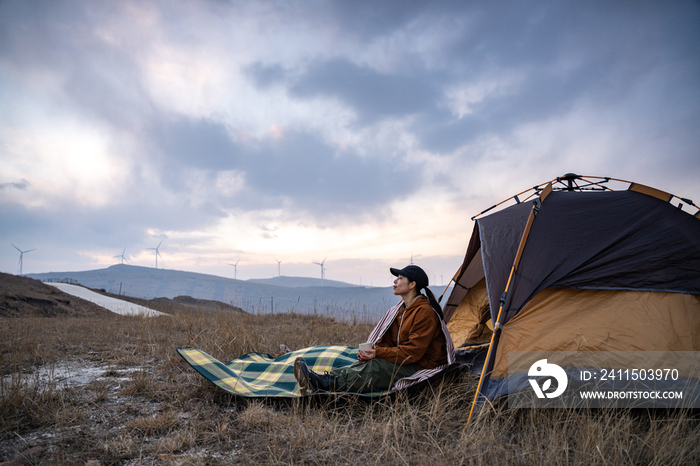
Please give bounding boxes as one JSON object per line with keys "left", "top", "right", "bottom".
{"left": 393, "top": 275, "right": 415, "bottom": 296}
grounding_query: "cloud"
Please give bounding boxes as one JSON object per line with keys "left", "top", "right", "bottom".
{"left": 244, "top": 61, "right": 288, "bottom": 89}
{"left": 290, "top": 57, "right": 440, "bottom": 122}
{"left": 0, "top": 0, "right": 698, "bottom": 283}
{"left": 151, "top": 116, "right": 240, "bottom": 170}
{"left": 0, "top": 179, "right": 29, "bottom": 190}
{"left": 410, "top": 2, "right": 700, "bottom": 155}
{"left": 0, "top": 195, "right": 219, "bottom": 250}
{"left": 0, "top": 1, "right": 151, "bottom": 129}
{"left": 149, "top": 115, "right": 422, "bottom": 219}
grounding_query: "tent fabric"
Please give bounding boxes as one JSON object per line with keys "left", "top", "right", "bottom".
{"left": 443, "top": 181, "right": 700, "bottom": 406}
{"left": 629, "top": 182, "right": 673, "bottom": 202}
{"left": 443, "top": 248, "right": 485, "bottom": 322}
{"left": 443, "top": 222, "right": 483, "bottom": 322}
{"left": 476, "top": 190, "right": 700, "bottom": 325}
{"left": 445, "top": 278, "right": 492, "bottom": 346}
{"left": 490, "top": 288, "right": 700, "bottom": 379}
{"left": 475, "top": 201, "right": 533, "bottom": 322}
{"left": 485, "top": 354, "right": 700, "bottom": 405}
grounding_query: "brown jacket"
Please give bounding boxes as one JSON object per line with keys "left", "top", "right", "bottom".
{"left": 374, "top": 296, "right": 447, "bottom": 370}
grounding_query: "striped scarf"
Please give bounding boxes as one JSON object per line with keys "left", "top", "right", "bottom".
{"left": 366, "top": 298, "right": 456, "bottom": 391}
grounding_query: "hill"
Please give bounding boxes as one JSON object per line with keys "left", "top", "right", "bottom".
{"left": 27, "top": 265, "right": 397, "bottom": 321}
{"left": 0, "top": 272, "right": 113, "bottom": 318}
{"left": 247, "top": 276, "right": 360, "bottom": 288}
{"left": 0, "top": 272, "right": 250, "bottom": 318}
{"left": 99, "top": 293, "right": 247, "bottom": 315}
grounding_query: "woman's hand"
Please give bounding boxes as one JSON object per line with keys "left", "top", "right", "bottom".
{"left": 358, "top": 349, "right": 376, "bottom": 363}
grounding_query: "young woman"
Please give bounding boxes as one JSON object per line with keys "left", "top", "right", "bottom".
{"left": 294, "top": 265, "right": 452, "bottom": 393}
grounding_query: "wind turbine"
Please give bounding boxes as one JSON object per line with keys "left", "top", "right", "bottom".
{"left": 275, "top": 258, "right": 282, "bottom": 277}
{"left": 228, "top": 259, "right": 240, "bottom": 279}
{"left": 313, "top": 256, "right": 327, "bottom": 286}
{"left": 147, "top": 241, "right": 162, "bottom": 269}
{"left": 410, "top": 252, "right": 414, "bottom": 265}
{"left": 12, "top": 244, "right": 35, "bottom": 275}
{"left": 113, "top": 247, "right": 128, "bottom": 265}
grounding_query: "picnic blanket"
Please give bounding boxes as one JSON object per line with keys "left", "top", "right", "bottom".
{"left": 177, "top": 300, "right": 458, "bottom": 398}
{"left": 178, "top": 345, "right": 393, "bottom": 397}
{"left": 178, "top": 345, "right": 462, "bottom": 398}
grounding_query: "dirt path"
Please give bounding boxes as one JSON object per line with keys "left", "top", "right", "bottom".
{"left": 47, "top": 283, "right": 168, "bottom": 317}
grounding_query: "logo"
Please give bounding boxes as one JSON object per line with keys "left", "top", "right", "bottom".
{"left": 528, "top": 359, "right": 568, "bottom": 398}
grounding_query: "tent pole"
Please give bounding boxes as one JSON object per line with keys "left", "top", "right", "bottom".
{"left": 437, "top": 278, "right": 455, "bottom": 304}
{"left": 464, "top": 265, "right": 515, "bottom": 429}
{"left": 471, "top": 178, "right": 557, "bottom": 221}
{"left": 465, "top": 196, "right": 541, "bottom": 430}
{"left": 470, "top": 175, "right": 658, "bottom": 221}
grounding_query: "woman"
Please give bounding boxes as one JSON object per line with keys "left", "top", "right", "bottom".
{"left": 294, "top": 264, "right": 453, "bottom": 393}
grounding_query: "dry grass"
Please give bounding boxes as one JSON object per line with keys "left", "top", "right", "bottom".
{"left": 1, "top": 308, "right": 699, "bottom": 465}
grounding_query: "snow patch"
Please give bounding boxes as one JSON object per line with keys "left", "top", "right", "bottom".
{"left": 47, "top": 283, "right": 168, "bottom": 317}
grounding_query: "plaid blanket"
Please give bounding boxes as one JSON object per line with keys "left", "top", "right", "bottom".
{"left": 178, "top": 300, "right": 457, "bottom": 398}
{"left": 177, "top": 345, "right": 397, "bottom": 397}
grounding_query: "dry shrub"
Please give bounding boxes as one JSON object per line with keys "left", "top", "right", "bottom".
{"left": 101, "top": 434, "right": 135, "bottom": 459}
{"left": 89, "top": 380, "right": 110, "bottom": 403}
{"left": 123, "top": 369, "right": 164, "bottom": 399}
{"left": 238, "top": 401, "right": 279, "bottom": 430}
{"left": 128, "top": 411, "right": 179, "bottom": 436}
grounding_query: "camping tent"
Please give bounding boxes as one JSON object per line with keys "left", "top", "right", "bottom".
{"left": 440, "top": 174, "right": 700, "bottom": 414}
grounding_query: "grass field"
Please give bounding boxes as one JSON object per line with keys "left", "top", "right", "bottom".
{"left": 2, "top": 289, "right": 700, "bottom": 464}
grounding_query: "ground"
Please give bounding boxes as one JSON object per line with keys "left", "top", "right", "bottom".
{"left": 1, "top": 273, "right": 699, "bottom": 465}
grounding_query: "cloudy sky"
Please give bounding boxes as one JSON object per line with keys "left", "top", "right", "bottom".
{"left": 1, "top": 0, "right": 698, "bottom": 287}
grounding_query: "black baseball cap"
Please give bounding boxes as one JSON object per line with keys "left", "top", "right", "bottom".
{"left": 390, "top": 265, "right": 429, "bottom": 290}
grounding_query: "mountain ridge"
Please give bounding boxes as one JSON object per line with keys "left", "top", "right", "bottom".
{"left": 27, "top": 264, "right": 396, "bottom": 321}
{"left": 247, "top": 276, "right": 361, "bottom": 288}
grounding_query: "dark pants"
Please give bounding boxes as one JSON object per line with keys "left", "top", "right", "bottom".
{"left": 329, "top": 358, "right": 418, "bottom": 393}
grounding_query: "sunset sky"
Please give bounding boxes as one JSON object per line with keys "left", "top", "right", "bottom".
{"left": 1, "top": 1, "right": 699, "bottom": 286}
